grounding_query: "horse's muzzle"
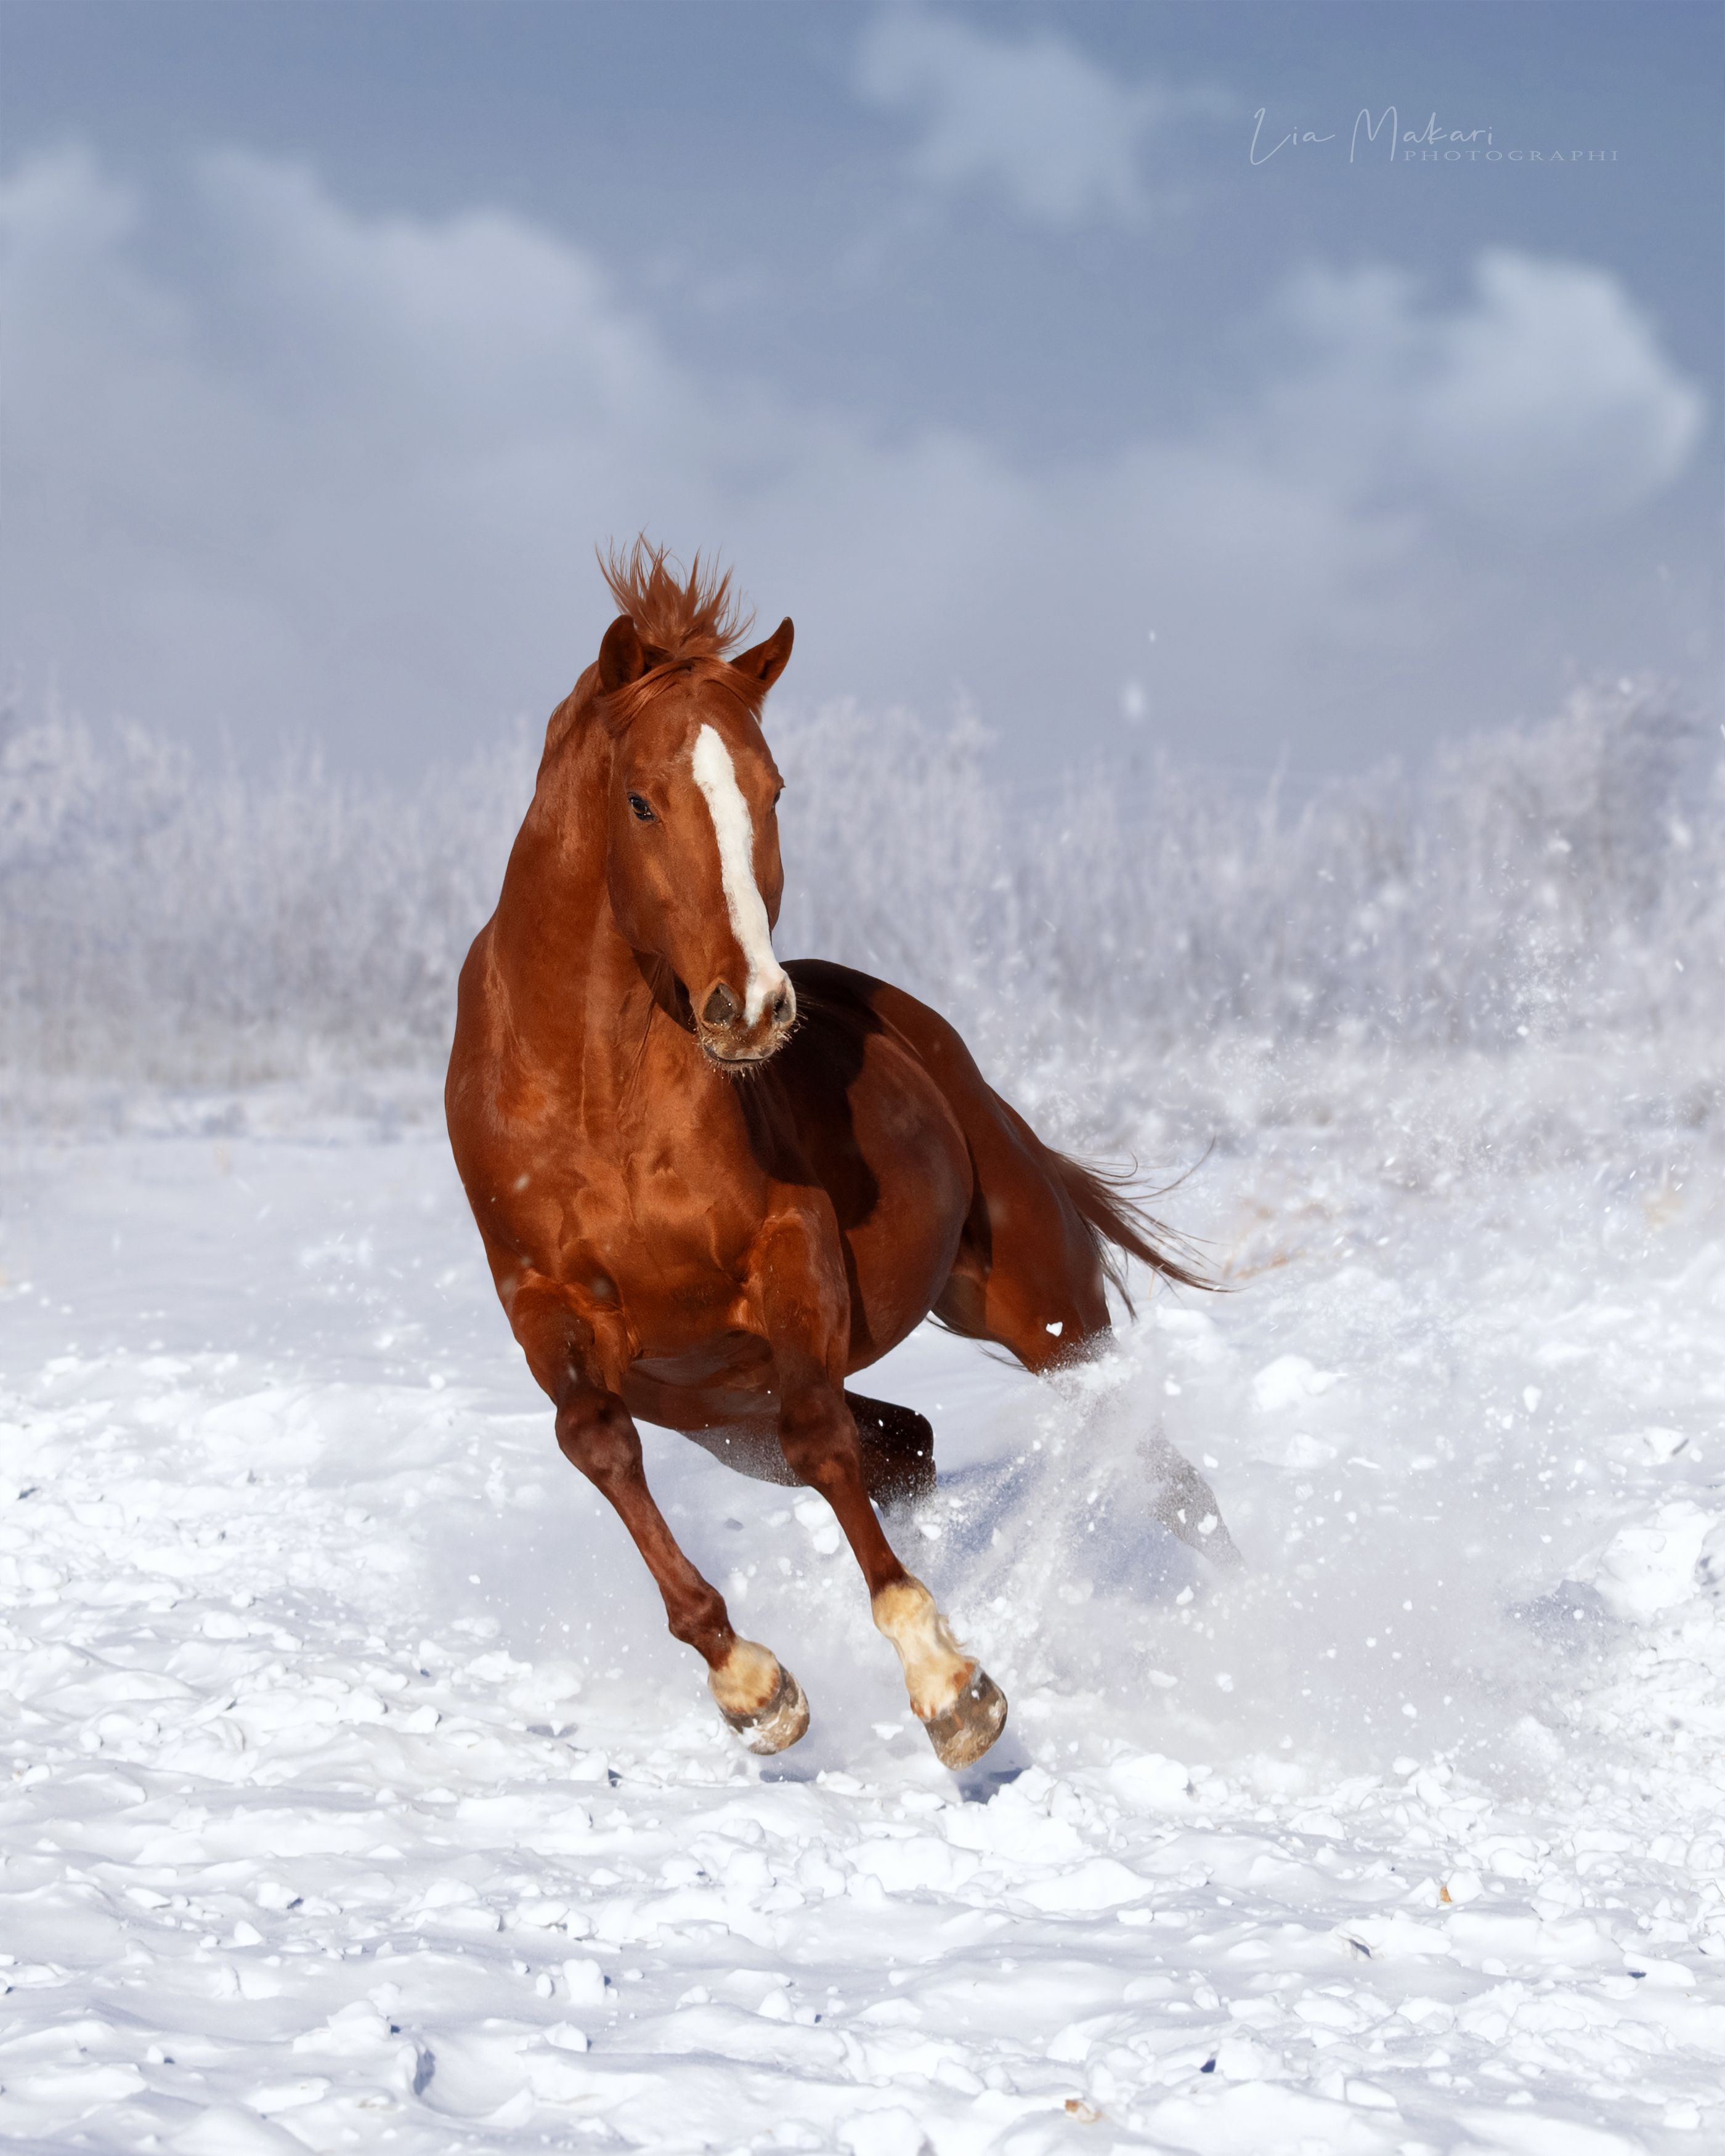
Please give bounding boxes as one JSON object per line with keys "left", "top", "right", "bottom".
{"left": 696, "top": 976, "right": 796, "bottom": 1068}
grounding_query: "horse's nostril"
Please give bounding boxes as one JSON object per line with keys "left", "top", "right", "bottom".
{"left": 771, "top": 988, "right": 793, "bottom": 1026}
{"left": 702, "top": 983, "right": 740, "bottom": 1027}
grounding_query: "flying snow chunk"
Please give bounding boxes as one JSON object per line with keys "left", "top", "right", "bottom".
{"left": 1589, "top": 1501, "right": 1717, "bottom": 1623}
{"left": 1251, "top": 1355, "right": 1340, "bottom": 1413}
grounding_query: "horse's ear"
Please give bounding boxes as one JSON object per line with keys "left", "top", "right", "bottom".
{"left": 598, "top": 614, "right": 647, "bottom": 692}
{"left": 731, "top": 617, "right": 794, "bottom": 693}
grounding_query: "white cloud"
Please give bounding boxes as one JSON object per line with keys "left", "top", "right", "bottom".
{"left": 1410, "top": 251, "right": 1705, "bottom": 519}
{"left": 854, "top": 9, "right": 1194, "bottom": 227}
{"left": 0, "top": 148, "right": 1707, "bottom": 778}
{"left": 1266, "top": 252, "right": 1705, "bottom": 527}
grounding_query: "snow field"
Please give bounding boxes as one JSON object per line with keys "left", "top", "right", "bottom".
{"left": 1, "top": 1056, "right": 1721, "bottom": 2155}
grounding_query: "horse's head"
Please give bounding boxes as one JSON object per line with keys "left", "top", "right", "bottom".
{"left": 595, "top": 609, "right": 798, "bottom": 1069}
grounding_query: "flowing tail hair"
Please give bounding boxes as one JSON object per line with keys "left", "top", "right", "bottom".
{"left": 1052, "top": 1151, "right": 1217, "bottom": 1308}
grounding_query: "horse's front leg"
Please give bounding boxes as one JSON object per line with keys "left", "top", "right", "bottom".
{"left": 553, "top": 1382, "right": 809, "bottom": 1755}
{"left": 751, "top": 1206, "right": 1007, "bottom": 1769}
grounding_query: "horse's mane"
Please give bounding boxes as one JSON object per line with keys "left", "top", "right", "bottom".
{"left": 599, "top": 540, "right": 753, "bottom": 663}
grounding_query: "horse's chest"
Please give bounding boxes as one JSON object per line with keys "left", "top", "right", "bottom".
{"left": 546, "top": 1165, "right": 753, "bottom": 1348}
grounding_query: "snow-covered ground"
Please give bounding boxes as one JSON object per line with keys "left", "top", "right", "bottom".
{"left": 2, "top": 1057, "right": 1722, "bottom": 2155}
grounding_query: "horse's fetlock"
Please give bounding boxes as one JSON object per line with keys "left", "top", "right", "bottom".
{"left": 667, "top": 1590, "right": 730, "bottom": 1657}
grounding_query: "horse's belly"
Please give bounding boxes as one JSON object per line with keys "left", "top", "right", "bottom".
{"left": 623, "top": 1331, "right": 779, "bottom": 1435}
{"left": 631, "top": 1330, "right": 773, "bottom": 1395}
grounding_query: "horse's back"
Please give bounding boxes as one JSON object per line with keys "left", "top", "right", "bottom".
{"left": 783, "top": 957, "right": 1058, "bottom": 1181}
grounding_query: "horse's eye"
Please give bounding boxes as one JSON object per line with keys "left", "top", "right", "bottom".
{"left": 627, "top": 793, "right": 656, "bottom": 823}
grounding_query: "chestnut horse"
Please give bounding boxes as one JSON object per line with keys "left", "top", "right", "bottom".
{"left": 447, "top": 547, "right": 1232, "bottom": 1770}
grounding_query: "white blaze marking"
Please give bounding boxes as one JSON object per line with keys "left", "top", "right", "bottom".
{"left": 691, "top": 724, "right": 790, "bottom": 1026}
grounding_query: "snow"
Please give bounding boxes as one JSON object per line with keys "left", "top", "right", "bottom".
{"left": 2, "top": 1053, "right": 1721, "bottom": 2154}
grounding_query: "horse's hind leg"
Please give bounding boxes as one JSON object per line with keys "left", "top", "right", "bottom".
{"left": 936, "top": 1160, "right": 1242, "bottom": 1570}
{"left": 1135, "top": 1432, "right": 1242, "bottom": 1569}
{"left": 845, "top": 1392, "right": 935, "bottom": 1507}
{"left": 674, "top": 1398, "right": 930, "bottom": 1504}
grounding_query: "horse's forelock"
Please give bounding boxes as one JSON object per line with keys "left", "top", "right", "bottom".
{"left": 599, "top": 538, "right": 753, "bottom": 663}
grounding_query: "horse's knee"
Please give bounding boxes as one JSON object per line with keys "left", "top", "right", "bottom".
{"left": 777, "top": 1389, "right": 858, "bottom": 1493}
{"left": 554, "top": 1391, "right": 638, "bottom": 1486}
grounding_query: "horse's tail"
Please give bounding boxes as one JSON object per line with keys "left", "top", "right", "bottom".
{"left": 1052, "top": 1151, "right": 1217, "bottom": 1308}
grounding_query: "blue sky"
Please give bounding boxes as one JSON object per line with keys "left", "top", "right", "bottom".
{"left": 3, "top": 1, "right": 1719, "bottom": 778}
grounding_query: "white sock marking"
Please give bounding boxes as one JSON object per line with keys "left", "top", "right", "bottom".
{"left": 691, "top": 724, "right": 790, "bottom": 1026}
{"left": 872, "top": 1577, "right": 974, "bottom": 1720}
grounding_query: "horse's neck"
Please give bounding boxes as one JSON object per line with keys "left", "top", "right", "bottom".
{"left": 489, "top": 712, "right": 652, "bottom": 1071}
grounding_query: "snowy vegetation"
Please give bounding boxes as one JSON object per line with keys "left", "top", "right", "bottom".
{"left": 2, "top": 678, "right": 1719, "bottom": 1096}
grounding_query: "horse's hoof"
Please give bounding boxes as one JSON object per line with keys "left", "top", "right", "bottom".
{"left": 718, "top": 1664, "right": 810, "bottom": 1755}
{"left": 921, "top": 1666, "right": 1008, "bottom": 1769}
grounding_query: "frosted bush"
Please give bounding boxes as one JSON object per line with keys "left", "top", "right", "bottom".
{"left": 1, "top": 677, "right": 1717, "bottom": 1098}
{"left": 0, "top": 697, "right": 535, "bottom": 1084}
{"left": 776, "top": 678, "right": 1721, "bottom": 1060}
